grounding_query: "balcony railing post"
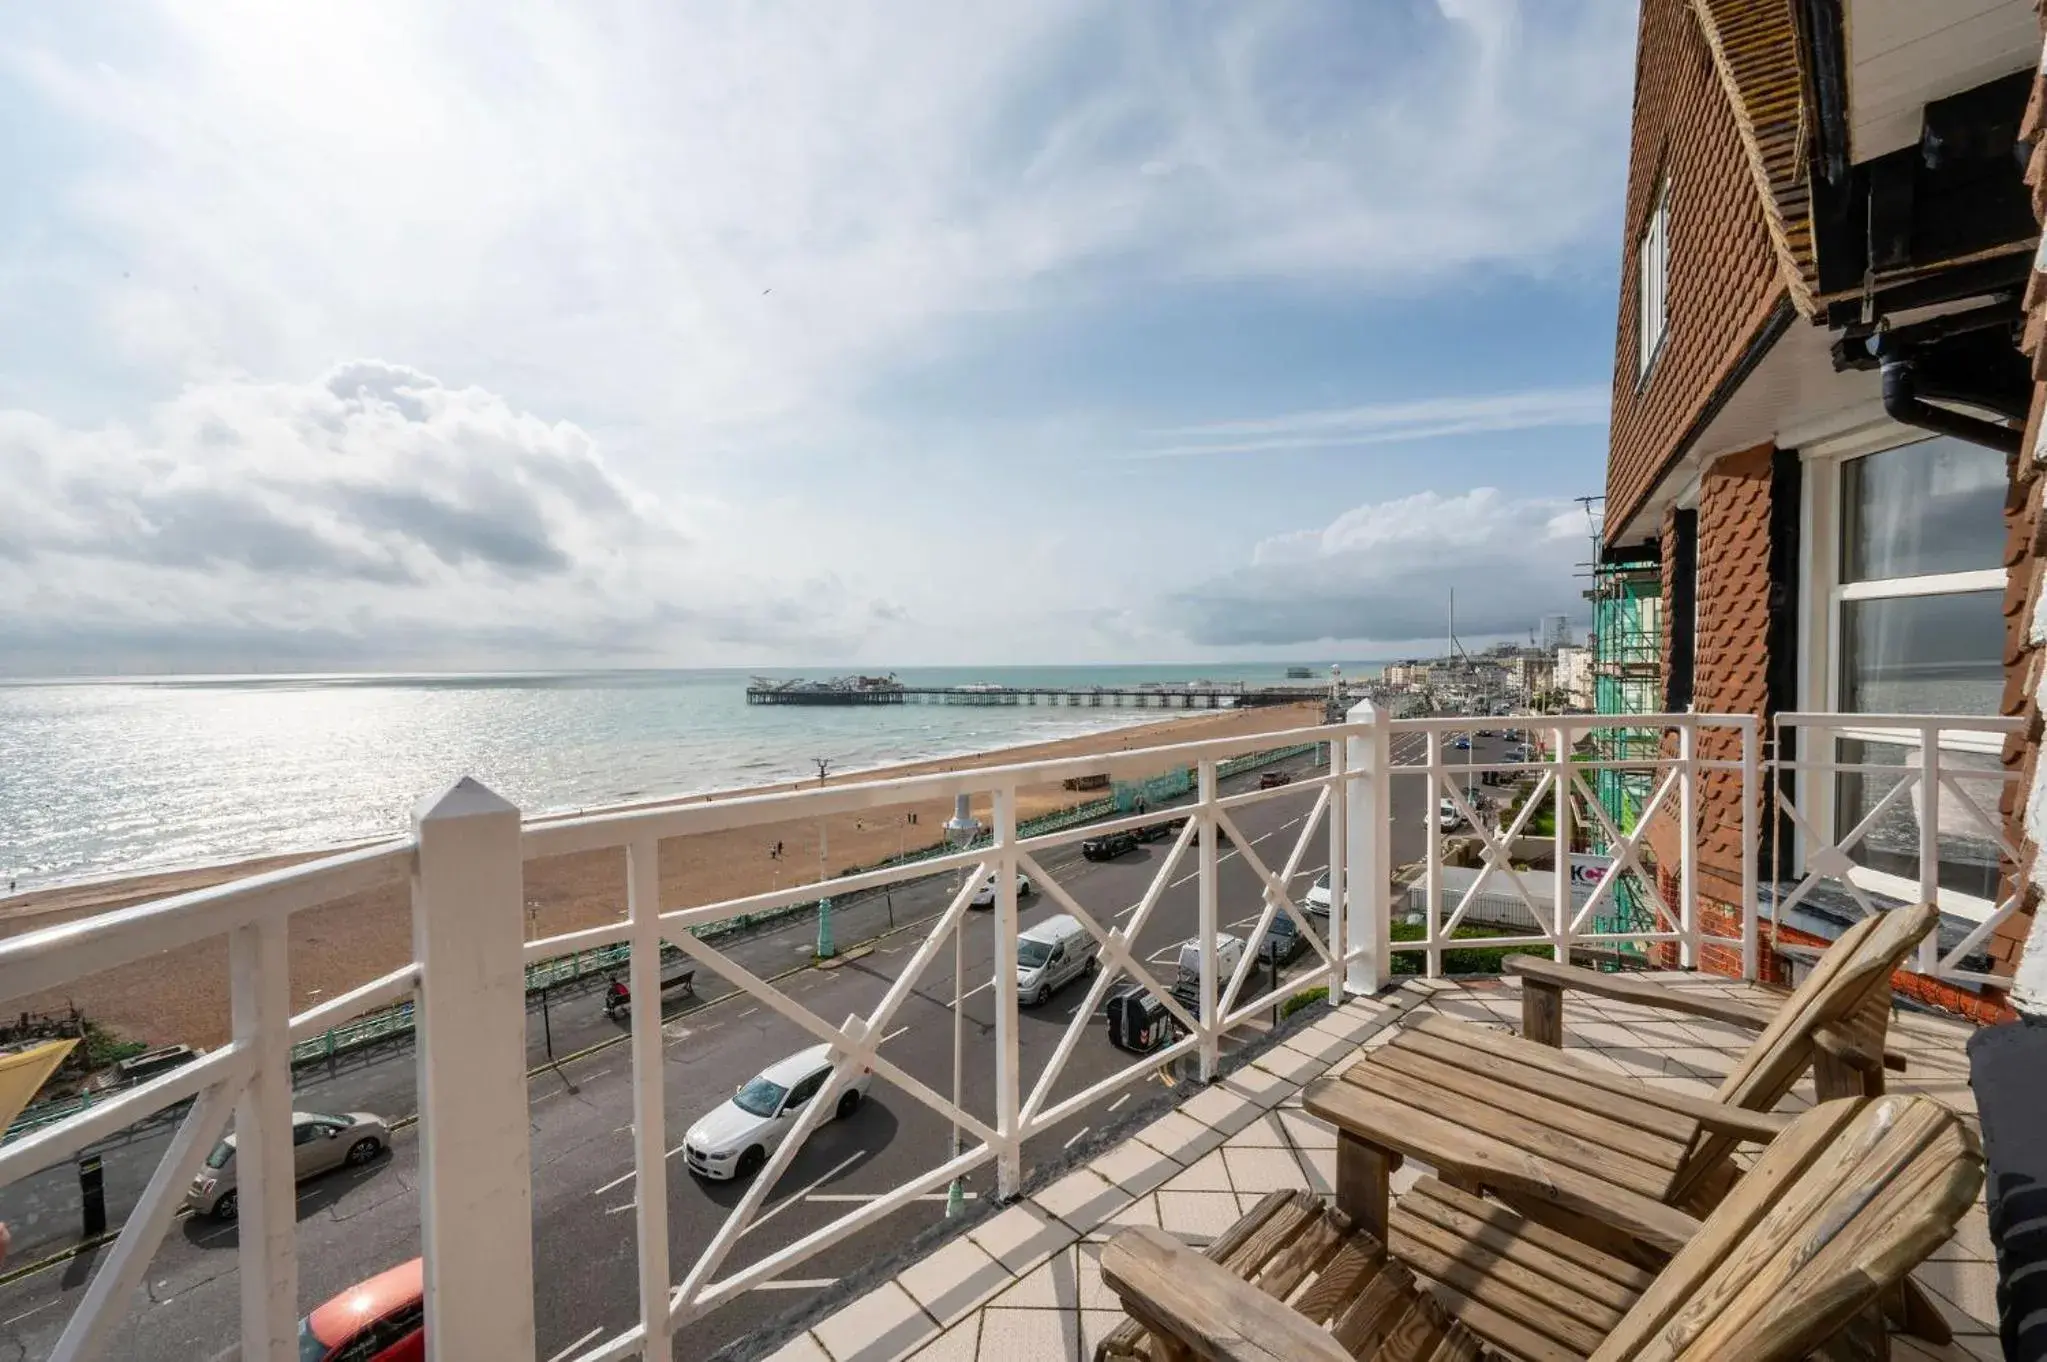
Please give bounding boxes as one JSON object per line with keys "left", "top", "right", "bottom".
{"left": 1740, "top": 719, "right": 1760, "bottom": 980}
{"left": 411, "top": 777, "right": 536, "bottom": 1362}
{"left": 626, "top": 838, "right": 672, "bottom": 1360}
{"left": 993, "top": 782, "right": 1022, "bottom": 1199}
{"left": 1917, "top": 725, "right": 1941, "bottom": 975}
{"left": 1324, "top": 730, "right": 1347, "bottom": 1001}
{"left": 1679, "top": 719, "right": 1699, "bottom": 969}
{"left": 229, "top": 918, "right": 297, "bottom": 1362}
{"left": 1344, "top": 701, "right": 1391, "bottom": 995}
{"left": 1424, "top": 729, "right": 1443, "bottom": 978}
{"left": 1551, "top": 724, "right": 1573, "bottom": 966}
{"left": 1197, "top": 758, "right": 1221, "bottom": 1081}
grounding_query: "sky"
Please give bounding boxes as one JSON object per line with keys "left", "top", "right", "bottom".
{"left": 0, "top": 1, "right": 1637, "bottom": 676}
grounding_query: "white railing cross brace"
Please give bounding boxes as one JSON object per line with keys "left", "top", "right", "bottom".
{"left": 1436, "top": 771, "right": 1555, "bottom": 937}
{"left": 1567, "top": 766, "right": 1679, "bottom": 936}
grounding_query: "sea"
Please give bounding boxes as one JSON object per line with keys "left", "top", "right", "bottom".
{"left": 0, "top": 664, "right": 1365, "bottom": 892}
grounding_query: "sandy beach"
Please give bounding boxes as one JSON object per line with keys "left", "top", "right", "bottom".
{"left": 0, "top": 703, "right": 1322, "bottom": 1051}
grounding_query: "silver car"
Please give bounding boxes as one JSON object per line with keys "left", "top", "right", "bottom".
{"left": 186, "top": 1110, "right": 389, "bottom": 1221}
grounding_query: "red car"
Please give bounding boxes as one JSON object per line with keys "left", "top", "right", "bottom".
{"left": 298, "top": 1258, "right": 423, "bottom": 1361}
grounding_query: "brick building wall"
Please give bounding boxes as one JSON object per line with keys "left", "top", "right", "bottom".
{"left": 1644, "top": 445, "right": 1777, "bottom": 975}
{"left": 1604, "top": 0, "right": 1789, "bottom": 540}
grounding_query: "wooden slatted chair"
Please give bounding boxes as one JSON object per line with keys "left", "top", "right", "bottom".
{"left": 1498, "top": 901, "right": 1937, "bottom": 1214}
{"left": 1097, "top": 1094, "right": 1982, "bottom": 1362}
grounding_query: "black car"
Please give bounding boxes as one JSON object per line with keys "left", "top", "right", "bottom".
{"left": 1256, "top": 913, "right": 1308, "bottom": 966}
{"left": 1136, "top": 817, "right": 1188, "bottom": 843}
{"left": 1081, "top": 829, "right": 1140, "bottom": 860}
{"left": 1258, "top": 770, "right": 1293, "bottom": 789}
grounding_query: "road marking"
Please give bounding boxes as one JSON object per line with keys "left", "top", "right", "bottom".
{"left": 882, "top": 1025, "right": 909, "bottom": 1043}
{"left": 604, "top": 1199, "right": 637, "bottom": 1216}
{"left": 1144, "top": 945, "right": 1179, "bottom": 965}
{"left": 1114, "top": 901, "right": 1141, "bottom": 920}
{"left": 1108, "top": 1093, "right": 1131, "bottom": 1113}
{"left": 546, "top": 1327, "right": 606, "bottom": 1362}
{"left": 1171, "top": 849, "right": 1235, "bottom": 887}
{"left": 530, "top": 1085, "right": 570, "bottom": 1107}
{"left": 958, "top": 979, "right": 995, "bottom": 1004}
{"left": 754, "top": 1278, "right": 838, "bottom": 1291}
{"left": 1063, "top": 1127, "right": 1091, "bottom": 1150}
{"left": 2, "top": 1299, "right": 56, "bottom": 1327}
{"left": 1283, "top": 816, "right": 1304, "bottom": 829}
{"left": 807, "top": 1191, "right": 977, "bottom": 1203}
{"left": 742, "top": 1151, "right": 867, "bottom": 1239}
{"left": 591, "top": 1167, "right": 637, "bottom": 1197}
{"left": 739, "top": 1007, "right": 759, "bottom": 1019}
{"left": 1252, "top": 832, "right": 1273, "bottom": 845}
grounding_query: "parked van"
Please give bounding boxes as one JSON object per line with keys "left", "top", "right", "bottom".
{"left": 1014, "top": 914, "right": 1098, "bottom": 1006}
{"left": 1170, "top": 934, "right": 1246, "bottom": 1008}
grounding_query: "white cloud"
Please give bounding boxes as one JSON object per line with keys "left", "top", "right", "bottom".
{"left": 1166, "top": 489, "right": 1592, "bottom": 647}
{"left": 1134, "top": 387, "right": 1609, "bottom": 458}
{"left": 0, "top": 365, "right": 893, "bottom": 673}
{"left": 0, "top": 2, "right": 1637, "bottom": 668}
{"left": 3, "top": 2, "right": 1634, "bottom": 444}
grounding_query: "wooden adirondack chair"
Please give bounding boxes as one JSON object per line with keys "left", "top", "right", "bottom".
{"left": 1497, "top": 900, "right": 1938, "bottom": 1213}
{"left": 1097, "top": 1094, "right": 1982, "bottom": 1362}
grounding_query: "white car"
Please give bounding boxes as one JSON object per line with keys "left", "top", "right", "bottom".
{"left": 1304, "top": 871, "right": 1332, "bottom": 917}
{"left": 1438, "top": 798, "right": 1462, "bottom": 832}
{"left": 969, "top": 871, "right": 1034, "bottom": 909}
{"left": 682, "top": 1044, "right": 872, "bottom": 1181}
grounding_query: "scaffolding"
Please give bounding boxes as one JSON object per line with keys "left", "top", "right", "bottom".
{"left": 1588, "top": 546, "right": 1664, "bottom": 939}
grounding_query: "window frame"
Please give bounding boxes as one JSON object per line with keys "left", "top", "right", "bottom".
{"left": 1796, "top": 423, "right": 2008, "bottom": 921}
{"left": 1636, "top": 177, "right": 1671, "bottom": 386}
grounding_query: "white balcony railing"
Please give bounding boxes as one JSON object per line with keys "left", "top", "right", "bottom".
{"left": 0, "top": 702, "right": 2016, "bottom": 1360}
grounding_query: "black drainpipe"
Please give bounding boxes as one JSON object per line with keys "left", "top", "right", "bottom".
{"left": 1879, "top": 355, "right": 2023, "bottom": 455}
{"left": 1868, "top": 308, "right": 2026, "bottom": 455}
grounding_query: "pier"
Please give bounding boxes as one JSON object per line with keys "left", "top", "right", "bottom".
{"left": 744, "top": 677, "right": 1346, "bottom": 709}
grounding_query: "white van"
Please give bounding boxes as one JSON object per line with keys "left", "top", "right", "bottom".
{"left": 1014, "top": 914, "right": 1099, "bottom": 1006}
{"left": 1179, "top": 929, "right": 1236, "bottom": 983}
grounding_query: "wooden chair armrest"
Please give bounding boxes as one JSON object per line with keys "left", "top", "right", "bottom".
{"left": 1305, "top": 1076, "right": 1704, "bottom": 1254}
{"left": 1505, "top": 956, "right": 1777, "bottom": 1031}
{"left": 1100, "top": 1227, "right": 1353, "bottom": 1362}
{"left": 1813, "top": 1024, "right": 1907, "bottom": 1075}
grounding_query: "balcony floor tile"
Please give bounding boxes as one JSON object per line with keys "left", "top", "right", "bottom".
{"left": 969, "top": 1201, "right": 1078, "bottom": 1277}
{"left": 1131, "top": 1109, "right": 1225, "bottom": 1165}
{"left": 896, "top": 1237, "right": 1016, "bottom": 1328}
{"left": 812, "top": 1281, "right": 936, "bottom": 1362}
{"left": 975, "top": 1307, "right": 1078, "bottom": 1361}
{"left": 1029, "top": 1167, "right": 1125, "bottom": 1236}
{"left": 1156, "top": 1189, "right": 1244, "bottom": 1241}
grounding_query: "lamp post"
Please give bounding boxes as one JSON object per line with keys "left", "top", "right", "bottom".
{"left": 814, "top": 759, "right": 835, "bottom": 960}
{"left": 943, "top": 793, "right": 979, "bottom": 1218}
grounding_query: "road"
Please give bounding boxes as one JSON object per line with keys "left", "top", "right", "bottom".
{"left": 0, "top": 727, "right": 1510, "bottom": 1361}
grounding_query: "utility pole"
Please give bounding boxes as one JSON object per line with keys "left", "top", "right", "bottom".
{"left": 814, "top": 758, "right": 835, "bottom": 959}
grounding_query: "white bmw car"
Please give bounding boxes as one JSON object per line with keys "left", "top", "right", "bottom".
{"left": 969, "top": 871, "right": 1034, "bottom": 909}
{"left": 682, "top": 1044, "right": 872, "bottom": 1181}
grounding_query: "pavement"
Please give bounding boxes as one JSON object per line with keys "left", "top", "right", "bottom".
{"left": 0, "top": 727, "right": 1512, "bottom": 1362}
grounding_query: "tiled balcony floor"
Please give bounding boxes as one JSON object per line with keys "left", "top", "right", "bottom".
{"left": 763, "top": 974, "right": 1999, "bottom": 1362}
